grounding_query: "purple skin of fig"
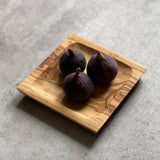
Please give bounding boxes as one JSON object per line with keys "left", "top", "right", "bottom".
{"left": 59, "top": 49, "right": 86, "bottom": 75}
{"left": 87, "top": 52, "right": 118, "bottom": 85}
{"left": 63, "top": 68, "right": 94, "bottom": 102}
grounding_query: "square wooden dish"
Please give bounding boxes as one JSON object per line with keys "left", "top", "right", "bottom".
{"left": 17, "top": 33, "right": 147, "bottom": 133}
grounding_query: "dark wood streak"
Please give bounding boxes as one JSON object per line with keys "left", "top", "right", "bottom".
{"left": 39, "top": 45, "right": 64, "bottom": 69}
{"left": 37, "top": 46, "right": 65, "bottom": 79}
{"left": 41, "top": 63, "right": 59, "bottom": 79}
{"left": 87, "top": 104, "right": 103, "bottom": 113}
{"left": 115, "top": 83, "right": 132, "bottom": 101}
{"left": 102, "top": 112, "right": 110, "bottom": 116}
{"left": 87, "top": 104, "right": 112, "bottom": 117}
{"left": 104, "top": 81, "right": 131, "bottom": 110}
{"left": 105, "top": 89, "right": 118, "bottom": 107}
{"left": 39, "top": 53, "right": 58, "bottom": 68}
{"left": 113, "top": 88, "right": 124, "bottom": 102}
{"left": 125, "top": 83, "right": 133, "bottom": 89}
{"left": 114, "top": 96, "right": 122, "bottom": 103}
{"left": 118, "top": 92, "right": 125, "bottom": 99}
{"left": 131, "top": 76, "right": 139, "bottom": 81}
{"left": 102, "top": 104, "right": 116, "bottom": 116}
{"left": 102, "top": 82, "right": 133, "bottom": 116}
{"left": 103, "top": 79, "right": 136, "bottom": 117}
{"left": 122, "top": 86, "right": 131, "bottom": 91}
{"left": 111, "top": 80, "right": 129, "bottom": 86}
{"left": 36, "top": 67, "right": 44, "bottom": 72}
{"left": 128, "top": 79, "right": 135, "bottom": 84}
{"left": 104, "top": 80, "right": 130, "bottom": 107}
{"left": 53, "top": 45, "right": 65, "bottom": 55}
{"left": 49, "top": 52, "right": 58, "bottom": 60}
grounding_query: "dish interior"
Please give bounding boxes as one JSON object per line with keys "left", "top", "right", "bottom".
{"left": 32, "top": 43, "right": 132, "bottom": 118}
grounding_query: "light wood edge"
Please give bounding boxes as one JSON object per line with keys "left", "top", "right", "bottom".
{"left": 17, "top": 33, "right": 147, "bottom": 133}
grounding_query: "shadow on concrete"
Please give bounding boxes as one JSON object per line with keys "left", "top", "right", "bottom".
{"left": 16, "top": 80, "right": 141, "bottom": 148}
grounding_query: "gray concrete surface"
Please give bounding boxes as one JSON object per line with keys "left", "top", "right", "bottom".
{"left": 0, "top": 0, "right": 160, "bottom": 159}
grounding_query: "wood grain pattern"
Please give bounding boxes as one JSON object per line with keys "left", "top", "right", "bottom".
{"left": 17, "top": 33, "right": 147, "bottom": 133}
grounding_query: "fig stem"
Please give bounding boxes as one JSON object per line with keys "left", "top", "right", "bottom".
{"left": 76, "top": 67, "right": 81, "bottom": 76}
{"left": 68, "top": 49, "right": 74, "bottom": 56}
{"left": 97, "top": 52, "right": 104, "bottom": 61}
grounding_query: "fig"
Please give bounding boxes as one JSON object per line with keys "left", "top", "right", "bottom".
{"left": 59, "top": 49, "right": 86, "bottom": 75}
{"left": 63, "top": 68, "right": 94, "bottom": 102}
{"left": 87, "top": 52, "right": 118, "bottom": 85}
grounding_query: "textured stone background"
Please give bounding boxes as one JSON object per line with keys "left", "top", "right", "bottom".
{"left": 0, "top": 0, "right": 160, "bottom": 159}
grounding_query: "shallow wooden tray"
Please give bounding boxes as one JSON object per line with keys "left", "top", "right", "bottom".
{"left": 17, "top": 33, "right": 147, "bottom": 133}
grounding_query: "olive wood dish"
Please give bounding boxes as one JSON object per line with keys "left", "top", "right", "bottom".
{"left": 17, "top": 33, "right": 147, "bottom": 133}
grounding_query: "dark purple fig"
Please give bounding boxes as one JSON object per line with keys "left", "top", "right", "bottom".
{"left": 87, "top": 52, "right": 118, "bottom": 85}
{"left": 59, "top": 49, "right": 86, "bottom": 75}
{"left": 63, "top": 68, "right": 94, "bottom": 102}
